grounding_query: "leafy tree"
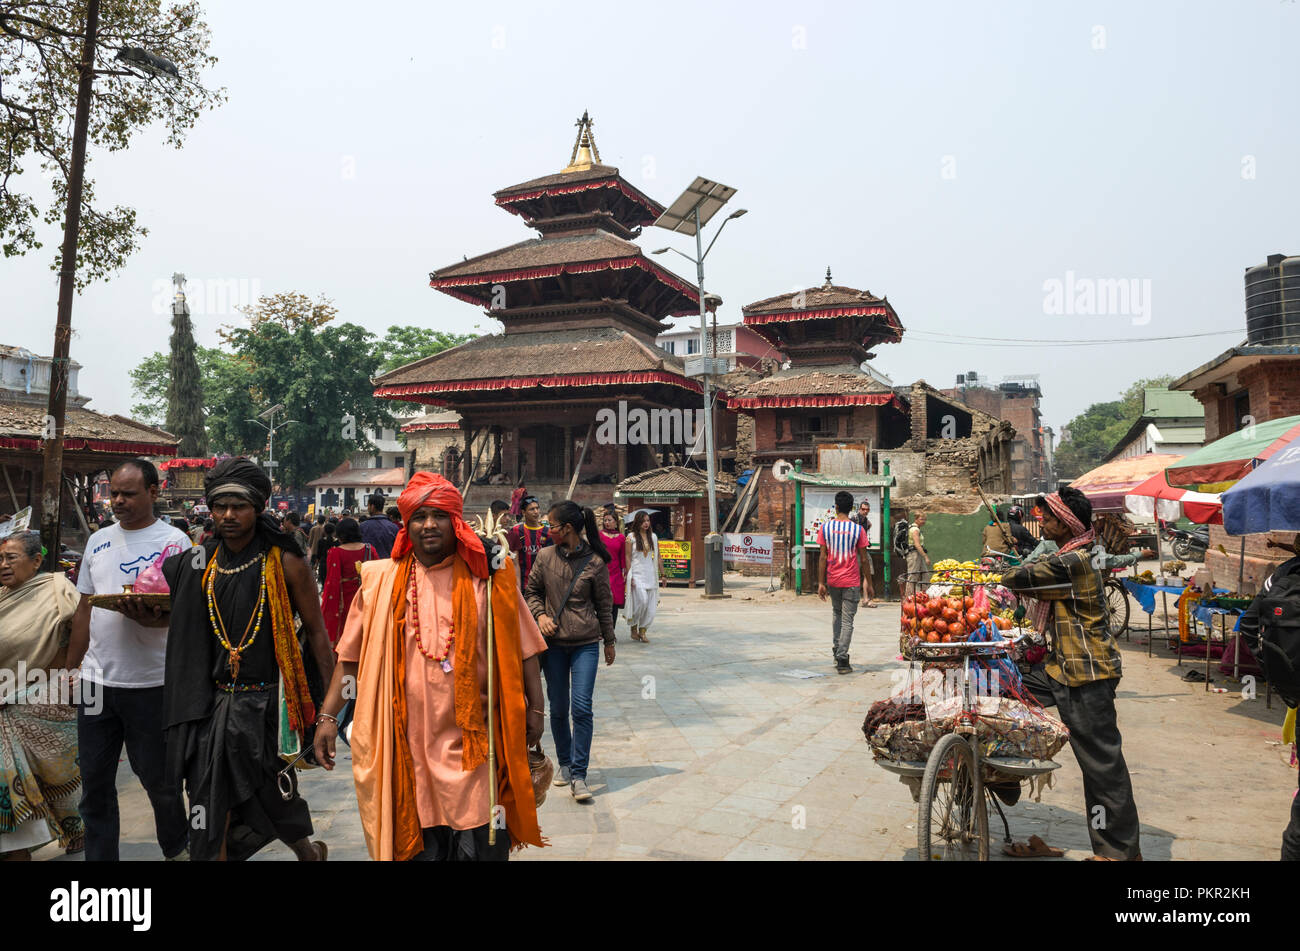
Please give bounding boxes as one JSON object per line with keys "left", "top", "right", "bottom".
{"left": 379, "top": 325, "right": 477, "bottom": 373}
{"left": 0, "top": 1, "right": 224, "bottom": 286}
{"left": 165, "top": 294, "right": 206, "bottom": 455}
{"left": 220, "top": 294, "right": 393, "bottom": 491}
{"left": 1053, "top": 375, "right": 1177, "bottom": 479}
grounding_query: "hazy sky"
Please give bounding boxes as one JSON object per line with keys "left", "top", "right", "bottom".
{"left": 4, "top": 0, "right": 1298, "bottom": 436}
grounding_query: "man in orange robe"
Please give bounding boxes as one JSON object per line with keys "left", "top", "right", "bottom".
{"left": 313, "top": 472, "right": 547, "bottom": 860}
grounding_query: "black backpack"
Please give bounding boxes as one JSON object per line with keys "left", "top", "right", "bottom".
{"left": 892, "top": 519, "right": 912, "bottom": 559}
{"left": 1244, "top": 559, "right": 1300, "bottom": 707}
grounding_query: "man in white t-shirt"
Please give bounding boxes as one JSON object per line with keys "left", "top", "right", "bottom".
{"left": 68, "top": 459, "right": 191, "bottom": 861}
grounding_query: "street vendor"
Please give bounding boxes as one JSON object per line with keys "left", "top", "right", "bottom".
{"left": 1000, "top": 486, "right": 1143, "bottom": 862}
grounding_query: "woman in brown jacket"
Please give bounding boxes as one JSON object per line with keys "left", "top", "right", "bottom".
{"left": 524, "top": 501, "right": 614, "bottom": 802}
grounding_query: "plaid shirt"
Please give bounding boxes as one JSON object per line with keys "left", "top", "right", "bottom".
{"left": 1002, "top": 548, "right": 1121, "bottom": 686}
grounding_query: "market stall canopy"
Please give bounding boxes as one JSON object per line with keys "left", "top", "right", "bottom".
{"left": 1070, "top": 453, "right": 1183, "bottom": 514}
{"left": 1164, "top": 414, "right": 1300, "bottom": 491}
{"left": 1222, "top": 440, "right": 1300, "bottom": 535}
{"left": 1123, "top": 471, "right": 1222, "bottom": 524}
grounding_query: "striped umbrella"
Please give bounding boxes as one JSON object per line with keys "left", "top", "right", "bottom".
{"left": 1124, "top": 471, "right": 1222, "bottom": 524}
{"left": 1164, "top": 414, "right": 1300, "bottom": 491}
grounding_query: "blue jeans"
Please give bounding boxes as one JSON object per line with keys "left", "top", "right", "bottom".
{"left": 539, "top": 641, "right": 600, "bottom": 780}
{"left": 77, "top": 685, "right": 190, "bottom": 861}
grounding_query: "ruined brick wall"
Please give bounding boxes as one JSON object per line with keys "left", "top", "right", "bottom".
{"left": 735, "top": 413, "right": 755, "bottom": 470}
{"left": 879, "top": 450, "right": 925, "bottom": 496}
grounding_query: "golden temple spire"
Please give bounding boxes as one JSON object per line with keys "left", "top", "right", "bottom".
{"left": 563, "top": 110, "right": 601, "bottom": 172}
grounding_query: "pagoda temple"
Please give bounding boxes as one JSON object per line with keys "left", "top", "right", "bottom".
{"left": 374, "top": 113, "right": 729, "bottom": 505}
{"left": 729, "top": 268, "right": 909, "bottom": 465}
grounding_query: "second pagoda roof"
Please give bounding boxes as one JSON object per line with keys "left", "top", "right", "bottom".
{"left": 742, "top": 270, "right": 905, "bottom": 346}
{"left": 429, "top": 229, "right": 700, "bottom": 318}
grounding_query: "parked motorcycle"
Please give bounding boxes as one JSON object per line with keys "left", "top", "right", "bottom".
{"left": 1169, "top": 526, "right": 1209, "bottom": 561}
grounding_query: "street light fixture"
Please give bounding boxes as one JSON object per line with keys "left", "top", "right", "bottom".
{"left": 652, "top": 178, "right": 747, "bottom": 597}
{"left": 246, "top": 406, "right": 297, "bottom": 488}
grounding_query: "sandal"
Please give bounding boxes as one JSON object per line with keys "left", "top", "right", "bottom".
{"left": 1002, "top": 834, "right": 1063, "bottom": 858}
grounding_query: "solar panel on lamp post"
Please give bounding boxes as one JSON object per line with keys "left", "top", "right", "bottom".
{"left": 652, "top": 178, "right": 747, "bottom": 597}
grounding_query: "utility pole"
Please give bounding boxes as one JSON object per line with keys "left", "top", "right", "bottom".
{"left": 39, "top": 0, "right": 100, "bottom": 567}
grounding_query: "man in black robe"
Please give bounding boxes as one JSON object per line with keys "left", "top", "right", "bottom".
{"left": 162, "top": 457, "right": 335, "bottom": 860}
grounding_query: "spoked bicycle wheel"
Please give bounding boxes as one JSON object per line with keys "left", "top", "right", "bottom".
{"left": 1103, "top": 579, "right": 1130, "bottom": 638}
{"left": 918, "top": 733, "right": 988, "bottom": 861}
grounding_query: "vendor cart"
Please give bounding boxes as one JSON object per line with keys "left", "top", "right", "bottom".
{"left": 870, "top": 569, "right": 1068, "bottom": 861}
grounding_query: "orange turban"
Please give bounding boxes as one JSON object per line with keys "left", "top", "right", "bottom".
{"left": 392, "top": 472, "right": 487, "bottom": 577}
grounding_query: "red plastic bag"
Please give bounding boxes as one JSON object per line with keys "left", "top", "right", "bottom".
{"left": 133, "top": 543, "right": 185, "bottom": 594}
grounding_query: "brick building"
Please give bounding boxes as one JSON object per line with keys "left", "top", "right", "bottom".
{"left": 1170, "top": 252, "right": 1300, "bottom": 583}
{"left": 940, "top": 376, "right": 1049, "bottom": 494}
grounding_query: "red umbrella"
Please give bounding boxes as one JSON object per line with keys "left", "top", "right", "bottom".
{"left": 1124, "top": 472, "right": 1222, "bottom": 525}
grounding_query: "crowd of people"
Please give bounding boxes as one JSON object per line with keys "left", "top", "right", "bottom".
{"left": 5, "top": 459, "right": 1297, "bottom": 865}
{"left": 0, "top": 458, "right": 667, "bottom": 862}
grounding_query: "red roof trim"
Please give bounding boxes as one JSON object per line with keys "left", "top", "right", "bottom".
{"left": 744, "top": 305, "right": 903, "bottom": 338}
{"left": 726, "top": 393, "right": 904, "bottom": 411}
{"left": 159, "top": 456, "right": 219, "bottom": 470}
{"left": 495, "top": 179, "right": 662, "bottom": 221}
{"left": 430, "top": 257, "right": 699, "bottom": 312}
{"left": 400, "top": 421, "right": 461, "bottom": 432}
{"left": 0, "top": 436, "right": 178, "bottom": 456}
{"left": 376, "top": 370, "right": 705, "bottom": 401}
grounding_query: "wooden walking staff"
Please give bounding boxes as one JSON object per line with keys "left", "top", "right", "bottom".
{"left": 486, "top": 571, "right": 498, "bottom": 846}
{"left": 975, "top": 484, "right": 1014, "bottom": 552}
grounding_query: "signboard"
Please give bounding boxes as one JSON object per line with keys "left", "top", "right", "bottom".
{"left": 659, "top": 539, "right": 692, "bottom": 581}
{"left": 723, "top": 532, "right": 774, "bottom": 565}
{"left": 801, "top": 487, "right": 882, "bottom": 548}
{"left": 0, "top": 506, "right": 32, "bottom": 540}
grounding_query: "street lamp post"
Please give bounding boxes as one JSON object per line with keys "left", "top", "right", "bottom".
{"left": 652, "top": 180, "right": 746, "bottom": 596}
{"left": 246, "top": 404, "right": 297, "bottom": 499}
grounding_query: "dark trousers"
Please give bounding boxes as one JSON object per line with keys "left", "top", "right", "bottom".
{"left": 408, "top": 824, "right": 510, "bottom": 861}
{"left": 78, "top": 685, "right": 190, "bottom": 861}
{"left": 540, "top": 641, "right": 600, "bottom": 780}
{"left": 1283, "top": 771, "right": 1300, "bottom": 861}
{"left": 1022, "top": 667, "right": 1141, "bottom": 860}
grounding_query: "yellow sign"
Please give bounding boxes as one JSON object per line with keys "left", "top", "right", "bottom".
{"left": 306, "top": 503, "right": 315, "bottom": 520}
{"left": 659, "top": 539, "right": 692, "bottom": 581}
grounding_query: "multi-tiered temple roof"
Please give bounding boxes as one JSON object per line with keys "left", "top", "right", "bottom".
{"left": 374, "top": 113, "right": 705, "bottom": 410}
{"left": 727, "top": 269, "right": 906, "bottom": 410}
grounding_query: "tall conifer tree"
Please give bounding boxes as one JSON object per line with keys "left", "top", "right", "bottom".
{"left": 166, "top": 278, "right": 209, "bottom": 456}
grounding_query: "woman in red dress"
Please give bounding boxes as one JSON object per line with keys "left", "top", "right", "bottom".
{"left": 320, "top": 517, "right": 378, "bottom": 645}
{"left": 599, "top": 506, "right": 627, "bottom": 630}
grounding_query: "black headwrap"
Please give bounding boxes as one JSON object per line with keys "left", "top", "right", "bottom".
{"left": 203, "top": 456, "right": 298, "bottom": 552}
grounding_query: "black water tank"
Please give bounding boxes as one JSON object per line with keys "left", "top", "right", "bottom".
{"left": 1244, "top": 253, "right": 1300, "bottom": 346}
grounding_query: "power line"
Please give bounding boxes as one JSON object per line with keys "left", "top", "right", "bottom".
{"left": 904, "top": 328, "right": 1241, "bottom": 347}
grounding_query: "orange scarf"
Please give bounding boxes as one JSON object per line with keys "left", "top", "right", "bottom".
{"left": 356, "top": 552, "right": 543, "bottom": 860}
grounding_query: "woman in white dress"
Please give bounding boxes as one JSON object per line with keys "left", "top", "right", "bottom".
{"left": 623, "top": 511, "right": 663, "bottom": 643}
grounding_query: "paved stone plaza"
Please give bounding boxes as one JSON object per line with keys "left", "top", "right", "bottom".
{"left": 38, "top": 572, "right": 1295, "bottom": 862}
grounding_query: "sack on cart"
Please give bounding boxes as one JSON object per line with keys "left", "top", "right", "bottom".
{"left": 868, "top": 695, "right": 1069, "bottom": 764}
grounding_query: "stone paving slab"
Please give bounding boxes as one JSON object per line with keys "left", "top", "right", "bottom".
{"left": 36, "top": 572, "right": 1297, "bottom": 861}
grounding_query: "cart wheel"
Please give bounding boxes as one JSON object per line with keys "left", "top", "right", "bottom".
{"left": 1103, "top": 579, "right": 1130, "bottom": 638}
{"left": 918, "top": 733, "right": 989, "bottom": 861}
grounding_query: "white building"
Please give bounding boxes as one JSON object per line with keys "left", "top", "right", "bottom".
{"left": 306, "top": 425, "right": 410, "bottom": 513}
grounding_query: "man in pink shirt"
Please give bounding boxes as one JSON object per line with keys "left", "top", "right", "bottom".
{"left": 817, "top": 491, "right": 870, "bottom": 674}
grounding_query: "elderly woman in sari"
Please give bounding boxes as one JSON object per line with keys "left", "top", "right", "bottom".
{"left": 0, "top": 531, "right": 84, "bottom": 859}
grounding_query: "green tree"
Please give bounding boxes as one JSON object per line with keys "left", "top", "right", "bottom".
{"left": 0, "top": 1, "right": 225, "bottom": 285}
{"left": 1053, "top": 375, "right": 1177, "bottom": 479}
{"left": 220, "top": 294, "right": 394, "bottom": 491}
{"left": 378, "top": 325, "right": 477, "bottom": 373}
{"left": 165, "top": 295, "right": 207, "bottom": 455}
